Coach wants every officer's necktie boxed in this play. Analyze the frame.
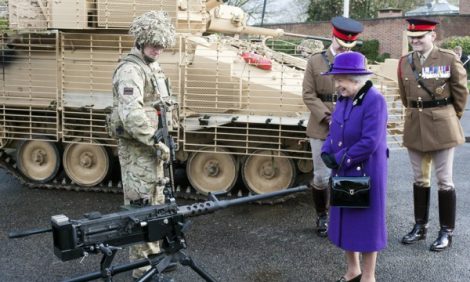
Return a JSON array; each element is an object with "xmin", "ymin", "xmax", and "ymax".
[{"xmin": 419, "ymin": 54, "xmax": 426, "ymax": 65}]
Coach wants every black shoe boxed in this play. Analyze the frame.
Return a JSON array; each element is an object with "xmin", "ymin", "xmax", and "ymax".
[
  {"xmin": 336, "ymin": 274, "xmax": 361, "ymax": 282},
  {"xmin": 430, "ymin": 229, "xmax": 453, "ymax": 252},
  {"xmin": 316, "ymin": 214, "xmax": 328, "ymax": 237},
  {"xmin": 401, "ymin": 224, "xmax": 427, "ymax": 244}
]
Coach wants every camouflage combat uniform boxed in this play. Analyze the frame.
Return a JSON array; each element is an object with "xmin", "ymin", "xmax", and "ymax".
[{"xmin": 110, "ymin": 10, "xmax": 175, "ymax": 279}]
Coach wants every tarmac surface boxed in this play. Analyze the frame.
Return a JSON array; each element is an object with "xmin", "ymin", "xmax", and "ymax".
[{"xmin": 0, "ymin": 100, "xmax": 469, "ymax": 282}]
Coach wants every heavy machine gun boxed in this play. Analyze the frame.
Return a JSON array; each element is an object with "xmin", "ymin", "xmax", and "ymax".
[{"xmin": 9, "ymin": 185, "xmax": 309, "ymax": 282}]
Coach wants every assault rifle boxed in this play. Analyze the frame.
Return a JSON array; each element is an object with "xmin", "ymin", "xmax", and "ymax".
[
  {"xmin": 9, "ymin": 185, "xmax": 309, "ymax": 282},
  {"xmin": 153, "ymin": 77, "xmax": 178, "ymax": 200}
]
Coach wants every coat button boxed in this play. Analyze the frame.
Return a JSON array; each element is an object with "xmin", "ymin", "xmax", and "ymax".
[
  {"xmin": 356, "ymin": 166, "xmax": 361, "ymax": 171},
  {"xmin": 347, "ymin": 159, "xmax": 351, "ymax": 164},
  {"xmin": 338, "ymin": 141, "xmax": 342, "ymax": 147}
]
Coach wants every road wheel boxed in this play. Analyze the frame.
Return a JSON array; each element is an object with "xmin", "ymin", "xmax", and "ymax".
[
  {"xmin": 242, "ymin": 150, "xmax": 296, "ymax": 194},
  {"xmin": 186, "ymin": 147, "xmax": 238, "ymax": 194},
  {"xmin": 63, "ymin": 141, "xmax": 111, "ymax": 187},
  {"xmin": 296, "ymin": 159, "xmax": 313, "ymax": 174},
  {"xmin": 16, "ymin": 139, "xmax": 61, "ymax": 183}
]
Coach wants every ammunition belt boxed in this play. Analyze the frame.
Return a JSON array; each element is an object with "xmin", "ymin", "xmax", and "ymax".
[
  {"xmin": 408, "ymin": 97, "xmax": 453, "ymax": 109},
  {"xmin": 318, "ymin": 93, "xmax": 338, "ymax": 103}
]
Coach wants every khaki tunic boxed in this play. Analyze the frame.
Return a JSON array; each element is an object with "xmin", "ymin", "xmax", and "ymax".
[
  {"xmin": 398, "ymin": 47, "xmax": 468, "ymax": 152},
  {"xmin": 302, "ymin": 49, "xmax": 336, "ymax": 140}
]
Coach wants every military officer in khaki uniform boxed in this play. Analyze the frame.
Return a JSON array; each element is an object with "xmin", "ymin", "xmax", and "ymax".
[
  {"xmin": 110, "ymin": 11, "xmax": 175, "ymax": 278},
  {"xmin": 302, "ymin": 16, "xmax": 364, "ymax": 237},
  {"xmin": 398, "ymin": 18, "xmax": 468, "ymax": 252}
]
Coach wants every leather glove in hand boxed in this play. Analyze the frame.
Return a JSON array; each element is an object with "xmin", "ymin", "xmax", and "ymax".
[
  {"xmin": 154, "ymin": 141, "xmax": 170, "ymax": 161},
  {"xmin": 321, "ymin": 152, "xmax": 339, "ymax": 169},
  {"xmin": 322, "ymin": 114, "xmax": 332, "ymax": 125}
]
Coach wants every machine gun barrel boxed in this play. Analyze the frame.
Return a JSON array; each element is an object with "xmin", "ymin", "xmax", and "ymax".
[
  {"xmin": 178, "ymin": 185, "xmax": 308, "ymax": 217},
  {"xmin": 8, "ymin": 227, "xmax": 52, "ymax": 238}
]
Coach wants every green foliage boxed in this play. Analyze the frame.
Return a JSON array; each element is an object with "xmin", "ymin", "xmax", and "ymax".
[
  {"xmin": 0, "ymin": 18, "xmax": 7, "ymax": 31},
  {"xmin": 306, "ymin": 0, "xmax": 423, "ymax": 21},
  {"xmin": 352, "ymin": 39, "xmax": 390, "ymax": 63},
  {"xmin": 439, "ymin": 36, "xmax": 470, "ymax": 55},
  {"xmin": 376, "ymin": 52, "xmax": 391, "ymax": 62},
  {"xmin": 354, "ymin": 39, "xmax": 379, "ymax": 61}
]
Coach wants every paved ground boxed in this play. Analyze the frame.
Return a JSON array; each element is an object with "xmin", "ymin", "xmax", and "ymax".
[{"xmin": 0, "ymin": 101, "xmax": 469, "ymax": 282}]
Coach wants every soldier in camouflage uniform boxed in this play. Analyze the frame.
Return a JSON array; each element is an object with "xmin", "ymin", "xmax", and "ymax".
[{"xmin": 110, "ymin": 11, "xmax": 175, "ymax": 279}]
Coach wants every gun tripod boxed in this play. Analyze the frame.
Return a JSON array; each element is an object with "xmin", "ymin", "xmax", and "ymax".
[{"xmin": 64, "ymin": 220, "xmax": 217, "ymax": 282}]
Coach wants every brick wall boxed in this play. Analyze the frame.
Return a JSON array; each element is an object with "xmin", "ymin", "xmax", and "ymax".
[
  {"xmin": 266, "ymin": 15, "xmax": 470, "ymax": 59},
  {"xmin": 461, "ymin": 0, "xmax": 470, "ymax": 15}
]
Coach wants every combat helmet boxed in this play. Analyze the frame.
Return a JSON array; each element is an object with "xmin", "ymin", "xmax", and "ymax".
[{"xmin": 129, "ymin": 11, "xmax": 176, "ymax": 49}]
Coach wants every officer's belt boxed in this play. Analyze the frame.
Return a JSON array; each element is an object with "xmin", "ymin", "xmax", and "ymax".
[
  {"xmin": 129, "ymin": 198, "xmax": 150, "ymax": 207},
  {"xmin": 318, "ymin": 93, "xmax": 338, "ymax": 102},
  {"xmin": 408, "ymin": 97, "xmax": 453, "ymax": 109}
]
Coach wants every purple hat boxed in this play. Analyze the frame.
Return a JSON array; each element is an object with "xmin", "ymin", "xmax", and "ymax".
[{"xmin": 322, "ymin": 52, "xmax": 372, "ymax": 75}]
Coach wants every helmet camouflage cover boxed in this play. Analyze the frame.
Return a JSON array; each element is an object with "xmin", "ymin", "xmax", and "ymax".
[
  {"xmin": 129, "ymin": 11, "xmax": 176, "ymax": 48},
  {"xmin": 297, "ymin": 39, "xmax": 324, "ymax": 56}
]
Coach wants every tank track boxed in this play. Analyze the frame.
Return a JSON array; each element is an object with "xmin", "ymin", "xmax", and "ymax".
[{"xmin": 0, "ymin": 149, "xmax": 303, "ymax": 204}]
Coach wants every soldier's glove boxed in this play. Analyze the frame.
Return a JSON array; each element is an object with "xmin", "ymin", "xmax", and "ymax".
[
  {"xmin": 321, "ymin": 152, "xmax": 339, "ymax": 169},
  {"xmin": 154, "ymin": 128, "xmax": 164, "ymax": 143},
  {"xmin": 155, "ymin": 141, "xmax": 170, "ymax": 161}
]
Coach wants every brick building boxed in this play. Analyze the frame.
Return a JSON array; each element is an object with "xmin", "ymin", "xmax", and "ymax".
[{"xmin": 265, "ymin": 0, "xmax": 470, "ymax": 59}]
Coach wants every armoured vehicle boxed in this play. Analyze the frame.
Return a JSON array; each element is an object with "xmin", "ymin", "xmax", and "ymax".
[{"xmin": 0, "ymin": 0, "xmax": 404, "ymax": 196}]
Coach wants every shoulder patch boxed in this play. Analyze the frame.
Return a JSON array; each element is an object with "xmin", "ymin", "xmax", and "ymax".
[{"xmin": 123, "ymin": 87, "xmax": 134, "ymax": 95}]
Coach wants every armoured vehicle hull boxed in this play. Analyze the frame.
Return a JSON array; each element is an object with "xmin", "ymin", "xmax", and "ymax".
[{"xmin": 1, "ymin": 0, "xmax": 404, "ymax": 195}]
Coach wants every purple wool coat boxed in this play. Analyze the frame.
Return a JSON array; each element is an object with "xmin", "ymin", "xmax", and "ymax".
[{"xmin": 322, "ymin": 81, "xmax": 388, "ymax": 252}]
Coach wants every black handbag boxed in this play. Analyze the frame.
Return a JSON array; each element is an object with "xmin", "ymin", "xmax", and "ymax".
[{"xmin": 330, "ymin": 158, "xmax": 370, "ymax": 208}]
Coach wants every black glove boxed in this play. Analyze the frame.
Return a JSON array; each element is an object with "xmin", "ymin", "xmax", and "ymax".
[
  {"xmin": 321, "ymin": 152, "xmax": 339, "ymax": 169},
  {"xmin": 154, "ymin": 129, "xmax": 164, "ymax": 143},
  {"xmin": 322, "ymin": 114, "xmax": 332, "ymax": 125}
]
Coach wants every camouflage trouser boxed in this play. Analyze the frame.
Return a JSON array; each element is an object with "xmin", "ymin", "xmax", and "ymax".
[{"xmin": 118, "ymin": 138, "xmax": 165, "ymax": 278}]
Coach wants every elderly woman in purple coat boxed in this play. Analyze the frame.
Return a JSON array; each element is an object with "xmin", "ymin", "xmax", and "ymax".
[{"xmin": 321, "ymin": 52, "xmax": 388, "ymax": 282}]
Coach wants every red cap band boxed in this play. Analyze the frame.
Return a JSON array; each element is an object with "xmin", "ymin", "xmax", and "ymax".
[
  {"xmin": 407, "ymin": 23, "xmax": 436, "ymax": 31},
  {"xmin": 332, "ymin": 27, "xmax": 359, "ymax": 42}
]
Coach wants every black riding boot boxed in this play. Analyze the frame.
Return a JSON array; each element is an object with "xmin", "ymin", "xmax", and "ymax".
[
  {"xmin": 430, "ymin": 189, "xmax": 456, "ymax": 252},
  {"xmin": 310, "ymin": 182, "xmax": 328, "ymax": 237},
  {"xmin": 402, "ymin": 184, "xmax": 430, "ymax": 244}
]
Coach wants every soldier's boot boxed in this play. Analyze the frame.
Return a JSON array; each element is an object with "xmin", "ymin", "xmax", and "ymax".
[
  {"xmin": 402, "ymin": 184, "xmax": 430, "ymax": 244},
  {"xmin": 310, "ymin": 182, "xmax": 328, "ymax": 237},
  {"xmin": 430, "ymin": 189, "xmax": 456, "ymax": 252}
]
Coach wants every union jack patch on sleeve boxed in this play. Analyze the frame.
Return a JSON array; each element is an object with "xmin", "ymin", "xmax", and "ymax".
[{"xmin": 123, "ymin": 87, "xmax": 134, "ymax": 95}]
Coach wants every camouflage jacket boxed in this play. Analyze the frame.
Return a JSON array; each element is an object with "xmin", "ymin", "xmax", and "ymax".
[{"xmin": 110, "ymin": 47, "xmax": 166, "ymax": 145}]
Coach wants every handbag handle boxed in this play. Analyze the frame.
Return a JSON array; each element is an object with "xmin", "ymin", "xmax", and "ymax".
[{"xmin": 335, "ymin": 153, "xmax": 367, "ymax": 177}]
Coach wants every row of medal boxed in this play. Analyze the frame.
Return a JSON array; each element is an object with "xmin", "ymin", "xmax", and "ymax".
[{"xmin": 421, "ymin": 65, "xmax": 451, "ymax": 79}]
